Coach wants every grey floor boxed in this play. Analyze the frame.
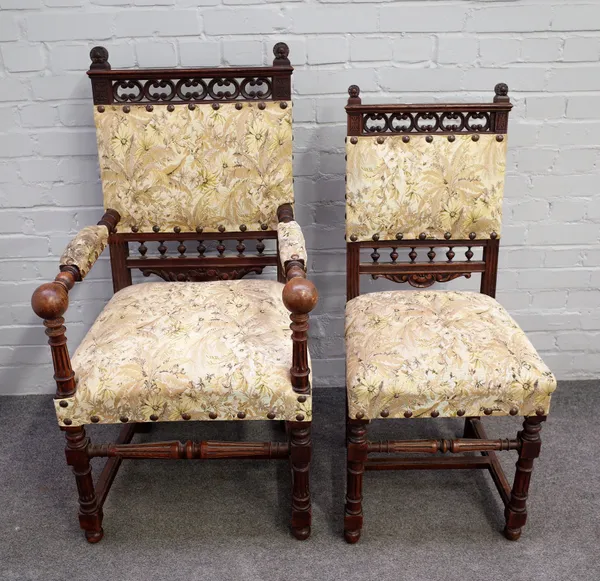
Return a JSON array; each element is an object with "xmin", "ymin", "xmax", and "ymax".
[{"xmin": 0, "ymin": 381, "xmax": 597, "ymax": 581}]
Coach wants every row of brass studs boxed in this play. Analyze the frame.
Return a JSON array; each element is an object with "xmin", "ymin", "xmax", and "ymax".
[
  {"xmin": 97, "ymin": 102, "xmax": 288, "ymax": 114},
  {"xmin": 354, "ymin": 407, "xmax": 545, "ymax": 420},
  {"xmin": 350, "ymin": 232, "xmax": 498, "ymax": 243},
  {"xmin": 60, "ymin": 394, "xmax": 308, "ymax": 424},
  {"xmin": 130, "ymin": 224, "xmax": 269, "ymax": 233},
  {"xmin": 349, "ymin": 135, "xmax": 504, "ymax": 145}
]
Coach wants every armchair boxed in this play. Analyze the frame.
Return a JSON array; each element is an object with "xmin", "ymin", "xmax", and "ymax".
[{"xmin": 31, "ymin": 43, "xmax": 318, "ymax": 542}]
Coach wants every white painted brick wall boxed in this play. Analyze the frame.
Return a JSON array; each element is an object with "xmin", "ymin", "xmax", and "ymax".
[{"xmin": 1, "ymin": 0, "xmax": 599, "ymax": 395}]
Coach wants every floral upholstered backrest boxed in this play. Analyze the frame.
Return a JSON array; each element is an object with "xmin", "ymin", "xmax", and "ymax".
[
  {"xmin": 345, "ymin": 133, "xmax": 507, "ymax": 242},
  {"xmin": 94, "ymin": 102, "xmax": 293, "ymax": 233}
]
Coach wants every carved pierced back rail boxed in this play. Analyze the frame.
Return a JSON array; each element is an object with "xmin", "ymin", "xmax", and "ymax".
[
  {"xmin": 88, "ymin": 43, "xmax": 292, "ymax": 104},
  {"xmin": 87, "ymin": 43, "xmax": 293, "ymax": 291},
  {"xmin": 345, "ymin": 84, "xmax": 511, "ymax": 301}
]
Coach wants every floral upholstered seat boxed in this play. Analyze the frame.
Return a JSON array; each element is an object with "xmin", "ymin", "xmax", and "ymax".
[
  {"xmin": 346, "ymin": 290, "xmax": 556, "ymax": 420},
  {"xmin": 55, "ymin": 280, "xmax": 311, "ymax": 427}
]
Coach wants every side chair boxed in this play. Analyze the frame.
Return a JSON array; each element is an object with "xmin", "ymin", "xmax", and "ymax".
[
  {"xmin": 342, "ymin": 84, "xmax": 557, "ymax": 543},
  {"xmin": 31, "ymin": 42, "xmax": 318, "ymax": 542}
]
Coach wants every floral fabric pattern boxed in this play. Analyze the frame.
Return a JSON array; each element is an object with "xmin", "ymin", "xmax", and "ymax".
[
  {"xmin": 346, "ymin": 290, "xmax": 556, "ymax": 420},
  {"xmin": 54, "ymin": 280, "xmax": 311, "ymax": 426},
  {"xmin": 94, "ymin": 102, "xmax": 293, "ymax": 233},
  {"xmin": 277, "ymin": 220, "xmax": 307, "ymax": 267},
  {"xmin": 346, "ymin": 134, "xmax": 507, "ymax": 242},
  {"xmin": 59, "ymin": 225, "xmax": 108, "ymax": 278}
]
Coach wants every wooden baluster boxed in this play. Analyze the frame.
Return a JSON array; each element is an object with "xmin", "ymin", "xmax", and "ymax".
[
  {"xmin": 344, "ymin": 419, "xmax": 369, "ymax": 543},
  {"xmin": 158, "ymin": 241, "xmax": 167, "ymax": 258},
  {"xmin": 282, "ymin": 269, "xmax": 318, "ymax": 394},
  {"xmin": 256, "ymin": 239, "xmax": 265, "ymax": 255},
  {"xmin": 288, "ymin": 422, "xmax": 312, "ymax": 540},
  {"xmin": 138, "ymin": 241, "xmax": 147, "ymax": 257},
  {"xmin": 504, "ymin": 415, "xmax": 544, "ymax": 540},
  {"xmin": 177, "ymin": 240, "xmax": 186, "ymax": 257},
  {"xmin": 217, "ymin": 240, "xmax": 225, "ymax": 257},
  {"xmin": 197, "ymin": 240, "xmax": 205, "ymax": 257},
  {"xmin": 390, "ymin": 247, "xmax": 398, "ymax": 263},
  {"xmin": 371, "ymin": 247, "xmax": 380, "ymax": 263},
  {"xmin": 236, "ymin": 239, "xmax": 245, "ymax": 256},
  {"xmin": 446, "ymin": 246, "xmax": 455, "ymax": 262},
  {"xmin": 427, "ymin": 246, "xmax": 436, "ymax": 262},
  {"xmin": 409, "ymin": 247, "xmax": 417, "ymax": 263}
]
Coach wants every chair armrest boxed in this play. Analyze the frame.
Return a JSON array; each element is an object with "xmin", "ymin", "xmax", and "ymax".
[
  {"xmin": 60, "ymin": 224, "xmax": 109, "ymax": 279},
  {"xmin": 277, "ymin": 203, "xmax": 318, "ymax": 394},
  {"xmin": 31, "ymin": 210, "xmax": 120, "ymax": 399},
  {"xmin": 277, "ymin": 220, "xmax": 308, "ymax": 269}
]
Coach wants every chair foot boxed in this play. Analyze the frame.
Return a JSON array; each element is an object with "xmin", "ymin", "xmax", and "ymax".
[
  {"xmin": 291, "ymin": 526, "xmax": 311, "ymax": 541},
  {"xmin": 85, "ymin": 528, "xmax": 104, "ymax": 543},
  {"xmin": 503, "ymin": 525, "xmax": 521, "ymax": 541},
  {"xmin": 344, "ymin": 526, "xmax": 361, "ymax": 544}
]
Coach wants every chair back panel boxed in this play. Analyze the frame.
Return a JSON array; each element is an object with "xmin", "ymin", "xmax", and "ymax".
[
  {"xmin": 346, "ymin": 133, "xmax": 507, "ymax": 242},
  {"xmin": 344, "ymin": 84, "xmax": 512, "ymax": 301},
  {"xmin": 94, "ymin": 102, "xmax": 293, "ymax": 233},
  {"xmin": 86, "ymin": 43, "xmax": 293, "ymax": 290}
]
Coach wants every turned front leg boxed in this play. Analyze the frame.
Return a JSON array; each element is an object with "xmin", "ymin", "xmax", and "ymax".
[
  {"xmin": 504, "ymin": 415, "xmax": 544, "ymax": 541},
  {"xmin": 64, "ymin": 427, "xmax": 104, "ymax": 543},
  {"xmin": 344, "ymin": 418, "xmax": 369, "ymax": 543},
  {"xmin": 289, "ymin": 421, "xmax": 312, "ymax": 540}
]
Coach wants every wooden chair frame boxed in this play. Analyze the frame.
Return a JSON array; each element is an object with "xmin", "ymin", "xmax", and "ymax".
[
  {"xmin": 31, "ymin": 43, "xmax": 317, "ymax": 542},
  {"xmin": 343, "ymin": 84, "xmax": 547, "ymax": 543}
]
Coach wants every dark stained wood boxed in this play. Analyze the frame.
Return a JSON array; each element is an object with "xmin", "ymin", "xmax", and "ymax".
[
  {"xmin": 282, "ymin": 272, "xmax": 318, "ymax": 394},
  {"xmin": 367, "ymin": 437, "xmax": 520, "ymax": 454},
  {"xmin": 346, "ymin": 243, "xmax": 360, "ymax": 301},
  {"xmin": 344, "ymin": 419, "xmax": 369, "ymax": 543},
  {"xmin": 480, "ymin": 237, "xmax": 500, "ymax": 297},
  {"xmin": 89, "ymin": 440, "xmax": 290, "ymax": 460},
  {"xmin": 345, "ymin": 83, "xmax": 512, "ymax": 135},
  {"xmin": 288, "ymin": 421, "xmax": 312, "ymax": 540},
  {"xmin": 95, "ymin": 423, "xmax": 137, "ymax": 508},
  {"xmin": 31, "ymin": 269, "xmax": 77, "ymax": 398},
  {"xmin": 64, "ymin": 427, "xmax": 104, "ymax": 543},
  {"xmin": 87, "ymin": 43, "xmax": 292, "ymax": 105},
  {"xmin": 468, "ymin": 417, "xmax": 511, "ymax": 506},
  {"xmin": 504, "ymin": 416, "xmax": 544, "ymax": 540},
  {"xmin": 365, "ymin": 456, "xmax": 492, "ymax": 471}
]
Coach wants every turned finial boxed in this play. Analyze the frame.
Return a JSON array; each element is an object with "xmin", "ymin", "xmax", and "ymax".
[
  {"xmin": 273, "ymin": 42, "xmax": 290, "ymax": 66},
  {"xmin": 90, "ymin": 46, "xmax": 110, "ymax": 70},
  {"xmin": 494, "ymin": 82, "xmax": 509, "ymax": 103},
  {"xmin": 347, "ymin": 84, "xmax": 361, "ymax": 105}
]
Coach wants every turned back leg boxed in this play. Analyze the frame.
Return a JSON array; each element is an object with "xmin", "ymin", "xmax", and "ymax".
[
  {"xmin": 64, "ymin": 426, "xmax": 104, "ymax": 543},
  {"xmin": 504, "ymin": 415, "xmax": 544, "ymax": 540},
  {"xmin": 344, "ymin": 418, "xmax": 369, "ymax": 543}
]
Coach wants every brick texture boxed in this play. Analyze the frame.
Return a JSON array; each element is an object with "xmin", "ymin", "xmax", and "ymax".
[{"xmin": 0, "ymin": 0, "xmax": 599, "ymax": 393}]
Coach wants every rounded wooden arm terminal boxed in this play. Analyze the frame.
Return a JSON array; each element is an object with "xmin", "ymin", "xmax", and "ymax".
[
  {"xmin": 282, "ymin": 277, "xmax": 318, "ymax": 315},
  {"xmin": 32, "ymin": 279, "xmax": 71, "ymax": 320}
]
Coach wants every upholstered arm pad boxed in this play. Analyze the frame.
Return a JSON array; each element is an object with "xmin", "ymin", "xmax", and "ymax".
[
  {"xmin": 60, "ymin": 225, "xmax": 109, "ymax": 279},
  {"xmin": 277, "ymin": 221, "xmax": 307, "ymax": 268}
]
